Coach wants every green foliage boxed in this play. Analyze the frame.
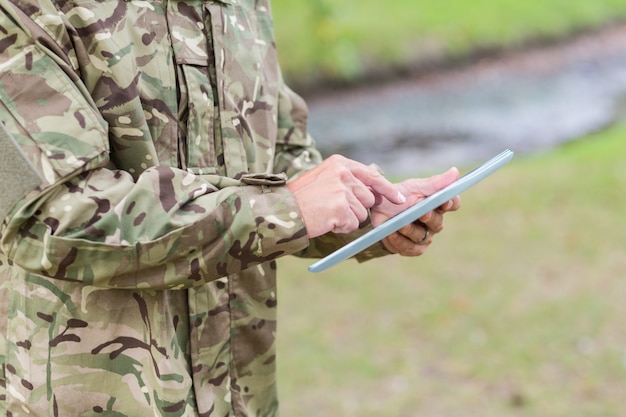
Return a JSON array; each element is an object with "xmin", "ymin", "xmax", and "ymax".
[
  {"xmin": 277, "ymin": 124, "xmax": 626, "ymax": 415},
  {"xmin": 271, "ymin": 0, "xmax": 626, "ymax": 84}
]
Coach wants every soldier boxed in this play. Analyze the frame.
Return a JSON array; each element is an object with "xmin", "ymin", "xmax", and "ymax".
[{"xmin": 0, "ymin": 0, "xmax": 460, "ymax": 415}]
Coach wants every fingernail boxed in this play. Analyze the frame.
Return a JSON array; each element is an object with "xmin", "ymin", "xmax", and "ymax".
[{"xmin": 397, "ymin": 192, "xmax": 406, "ymax": 203}]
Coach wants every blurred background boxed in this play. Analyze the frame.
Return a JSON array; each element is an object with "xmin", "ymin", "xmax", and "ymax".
[{"xmin": 272, "ymin": 1, "xmax": 626, "ymax": 416}]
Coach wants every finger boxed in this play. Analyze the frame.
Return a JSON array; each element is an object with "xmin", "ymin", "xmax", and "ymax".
[
  {"xmin": 348, "ymin": 192, "xmax": 370, "ymax": 224},
  {"xmin": 383, "ymin": 232, "xmax": 429, "ymax": 256},
  {"xmin": 437, "ymin": 195, "xmax": 461, "ymax": 212},
  {"xmin": 368, "ymin": 187, "xmax": 384, "ymax": 207},
  {"xmin": 352, "ymin": 182, "xmax": 377, "ymax": 209},
  {"xmin": 330, "ymin": 187, "xmax": 371, "ymax": 233},
  {"xmin": 398, "ymin": 222, "xmax": 432, "ymax": 244},
  {"xmin": 346, "ymin": 160, "xmax": 406, "ymax": 205},
  {"xmin": 418, "ymin": 210, "xmax": 445, "ymax": 234}
]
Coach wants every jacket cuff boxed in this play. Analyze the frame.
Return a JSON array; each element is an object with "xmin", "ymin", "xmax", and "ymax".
[{"xmin": 239, "ymin": 184, "xmax": 310, "ymax": 259}]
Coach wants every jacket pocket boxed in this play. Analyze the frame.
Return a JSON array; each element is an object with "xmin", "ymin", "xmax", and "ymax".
[
  {"xmin": 169, "ymin": 1, "xmax": 220, "ymax": 175},
  {"xmin": 178, "ymin": 63, "xmax": 219, "ymax": 175}
]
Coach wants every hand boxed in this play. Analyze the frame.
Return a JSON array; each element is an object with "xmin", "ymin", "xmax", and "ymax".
[
  {"xmin": 370, "ymin": 167, "xmax": 461, "ymax": 256},
  {"xmin": 286, "ymin": 154, "xmax": 407, "ymax": 238}
]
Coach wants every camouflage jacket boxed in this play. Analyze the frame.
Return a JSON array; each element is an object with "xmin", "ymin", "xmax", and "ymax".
[{"xmin": 0, "ymin": 0, "xmax": 387, "ymax": 415}]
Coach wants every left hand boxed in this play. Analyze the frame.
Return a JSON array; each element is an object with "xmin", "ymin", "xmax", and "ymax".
[{"xmin": 370, "ymin": 167, "xmax": 461, "ymax": 256}]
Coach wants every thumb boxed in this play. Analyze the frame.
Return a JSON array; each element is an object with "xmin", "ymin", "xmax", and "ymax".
[{"xmin": 414, "ymin": 167, "xmax": 460, "ymax": 197}]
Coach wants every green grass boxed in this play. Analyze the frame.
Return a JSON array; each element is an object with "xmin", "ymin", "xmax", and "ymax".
[
  {"xmin": 277, "ymin": 125, "xmax": 626, "ymax": 416},
  {"xmin": 271, "ymin": 0, "xmax": 626, "ymax": 84}
]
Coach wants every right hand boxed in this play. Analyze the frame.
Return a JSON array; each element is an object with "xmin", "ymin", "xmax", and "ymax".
[{"xmin": 286, "ymin": 154, "xmax": 406, "ymax": 238}]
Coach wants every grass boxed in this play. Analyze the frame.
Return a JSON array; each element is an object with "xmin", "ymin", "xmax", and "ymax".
[
  {"xmin": 271, "ymin": 0, "xmax": 626, "ymax": 84},
  {"xmin": 276, "ymin": 124, "xmax": 626, "ymax": 416}
]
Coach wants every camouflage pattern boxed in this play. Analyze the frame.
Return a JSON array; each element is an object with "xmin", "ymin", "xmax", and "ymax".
[{"xmin": 0, "ymin": 0, "xmax": 389, "ymax": 415}]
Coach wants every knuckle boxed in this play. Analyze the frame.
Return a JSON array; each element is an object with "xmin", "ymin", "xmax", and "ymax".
[
  {"xmin": 327, "ymin": 154, "xmax": 347, "ymax": 166},
  {"xmin": 342, "ymin": 218, "xmax": 359, "ymax": 234},
  {"xmin": 333, "ymin": 212, "xmax": 359, "ymax": 234}
]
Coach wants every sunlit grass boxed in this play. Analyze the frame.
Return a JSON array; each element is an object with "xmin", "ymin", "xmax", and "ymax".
[{"xmin": 277, "ymin": 125, "xmax": 626, "ymax": 416}]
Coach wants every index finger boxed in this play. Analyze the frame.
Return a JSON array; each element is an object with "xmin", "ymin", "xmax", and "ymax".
[{"xmin": 347, "ymin": 161, "xmax": 406, "ymax": 205}]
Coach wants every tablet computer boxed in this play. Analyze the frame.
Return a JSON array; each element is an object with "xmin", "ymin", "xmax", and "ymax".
[{"xmin": 308, "ymin": 149, "xmax": 514, "ymax": 273}]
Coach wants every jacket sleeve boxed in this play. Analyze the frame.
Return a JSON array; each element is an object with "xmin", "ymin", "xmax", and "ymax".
[{"xmin": 0, "ymin": 11, "xmax": 309, "ymax": 290}]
